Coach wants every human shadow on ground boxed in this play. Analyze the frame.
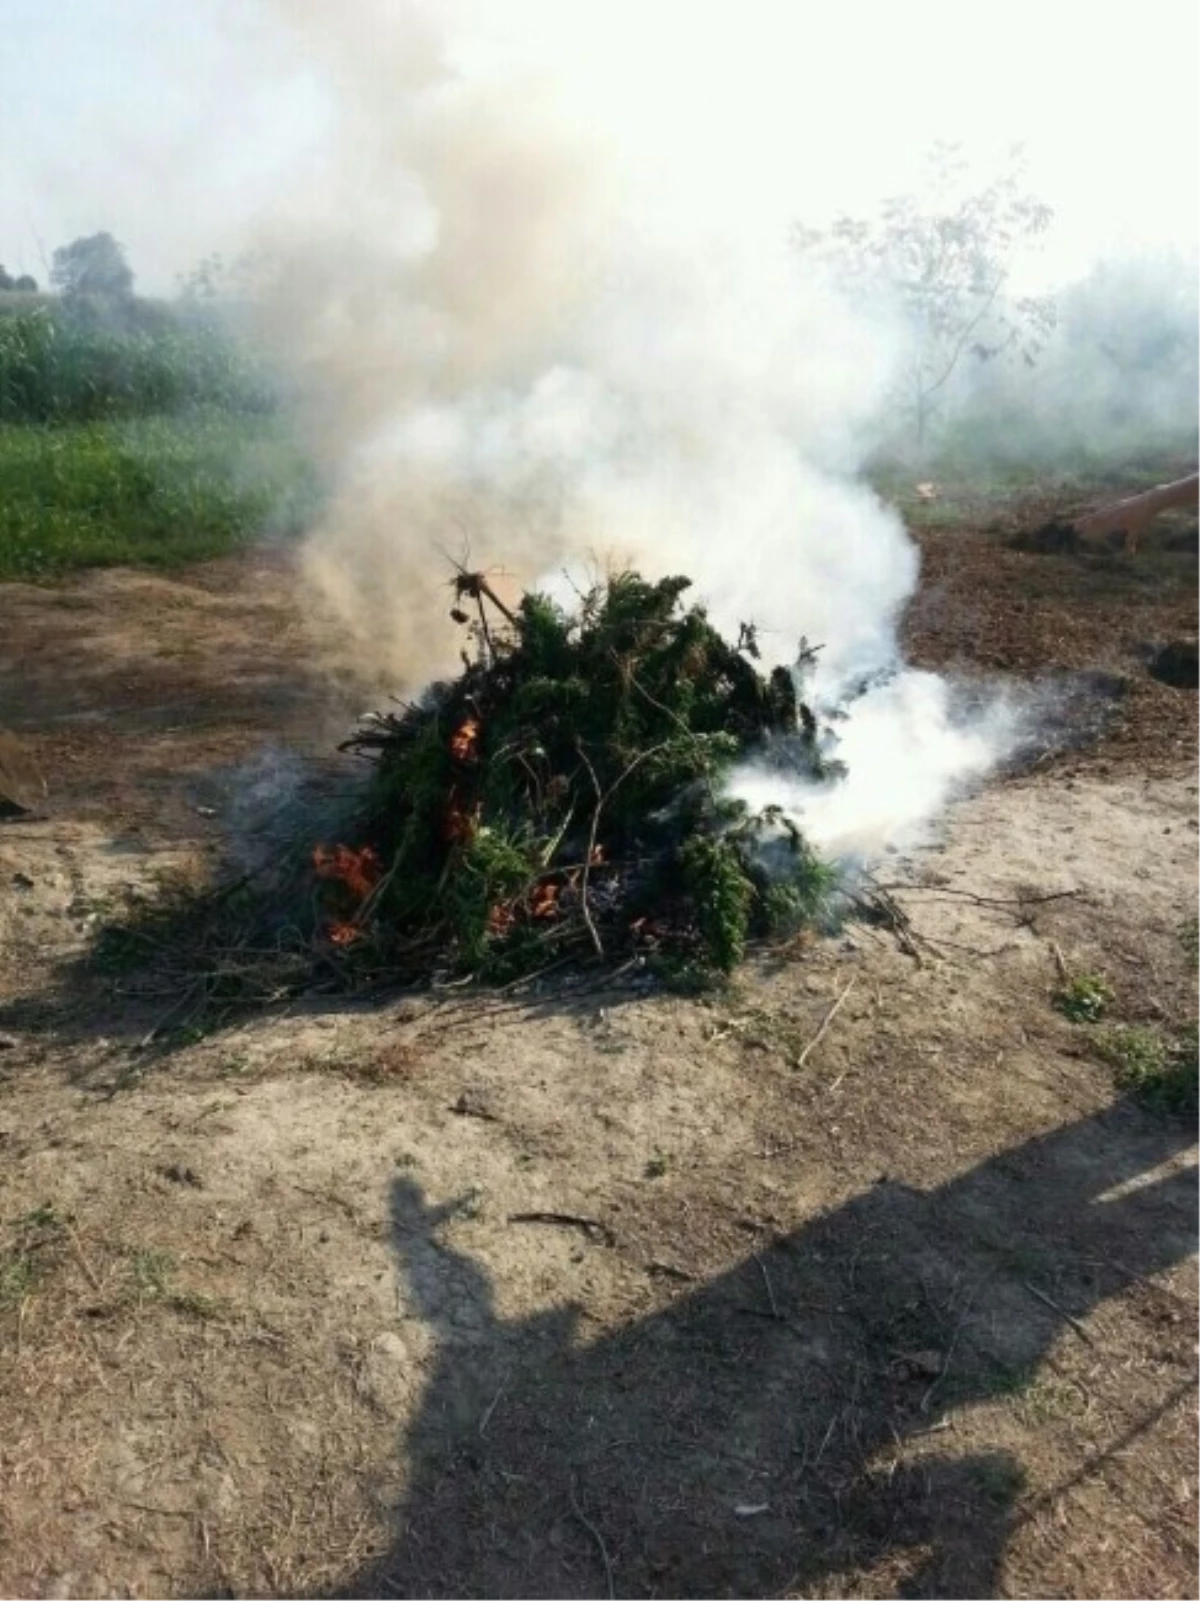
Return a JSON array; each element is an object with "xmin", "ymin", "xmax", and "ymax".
[{"xmin": 336, "ymin": 1096, "xmax": 1196, "ymax": 1598}]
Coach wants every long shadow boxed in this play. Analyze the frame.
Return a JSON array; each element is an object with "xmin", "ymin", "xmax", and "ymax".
[{"xmin": 338, "ymin": 1097, "xmax": 1196, "ymax": 1599}]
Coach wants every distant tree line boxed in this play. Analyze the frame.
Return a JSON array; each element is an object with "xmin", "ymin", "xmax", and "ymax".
[
  {"xmin": 0, "ymin": 231, "xmax": 139, "ymax": 302},
  {"xmin": 0, "ymin": 232, "xmax": 283, "ymax": 425},
  {"xmin": 0, "ymin": 265, "xmax": 38, "ymax": 293}
]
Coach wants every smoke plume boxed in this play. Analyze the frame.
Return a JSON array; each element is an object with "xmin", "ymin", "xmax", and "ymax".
[
  {"xmin": 248, "ymin": 1, "xmax": 1024, "ymax": 854},
  {"xmin": 932, "ymin": 248, "xmax": 1199, "ymax": 470}
]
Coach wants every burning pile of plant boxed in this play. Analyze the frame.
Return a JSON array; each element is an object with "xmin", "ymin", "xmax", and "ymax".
[
  {"xmin": 91, "ymin": 570, "xmax": 848, "ymax": 1031},
  {"xmin": 307, "ymin": 568, "xmax": 844, "ymax": 986}
]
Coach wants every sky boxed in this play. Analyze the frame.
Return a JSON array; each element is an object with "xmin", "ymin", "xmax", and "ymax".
[{"xmin": 0, "ymin": 0, "xmax": 1196, "ymax": 295}]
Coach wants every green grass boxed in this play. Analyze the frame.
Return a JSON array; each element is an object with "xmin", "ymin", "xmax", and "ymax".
[
  {"xmin": 1054, "ymin": 974, "xmax": 1114, "ymax": 1024},
  {"xmin": 124, "ymin": 1245, "xmax": 222, "ymax": 1319},
  {"xmin": 1095, "ymin": 1023, "xmax": 1198, "ymax": 1115},
  {"xmin": 0, "ymin": 410, "xmax": 320, "ymax": 578},
  {"xmin": 0, "ymin": 295, "xmax": 323, "ymax": 578},
  {"xmin": 0, "ymin": 1248, "xmax": 39, "ymax": 1308},
  {"xmin": 127, "ymin": 1246, "xmax": 176, "ymax": 1298},
  {"xmin": 0, "ymin": 1204, "xmax": 66, "ymax": 1309}
]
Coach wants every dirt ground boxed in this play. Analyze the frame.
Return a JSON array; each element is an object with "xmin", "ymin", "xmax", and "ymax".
[{"xmin": 0, "ymin": 486, "xmax": 1196, "ymax": 1599}]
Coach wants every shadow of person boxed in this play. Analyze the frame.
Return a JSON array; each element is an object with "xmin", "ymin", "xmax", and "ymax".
[
  {"xmin": 342, "ymin": 1099, "xmax": 1195, "ymax": 1599},
  {"xmin": 386, "ymin": 1176, "xmax": 584, "ymax": 1496}
]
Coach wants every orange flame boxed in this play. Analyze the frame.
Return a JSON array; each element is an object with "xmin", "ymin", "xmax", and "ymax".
[
  {"xmin": 313, "ymin": 843, "xmax": 382, "ymax": 901},
  {"xmin": 487, "ymin": 903, "xmax": 517, "ymax": 936},
  {"xmin": 449, "ymin": 716, "xmax": 481, "ymax": 764},
  {"xmin": 313, "ymin": 843, "xmax": 382, "ymax": 946},
  {"xmin": 529, "ymin": 881, "xmax": 559, "ymax": 921}
]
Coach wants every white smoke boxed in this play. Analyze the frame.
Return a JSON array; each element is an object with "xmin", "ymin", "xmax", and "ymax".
[
  {"xmin": 730, "ymin": 672, "xmax": 1028, "ymax": 859},
  {"xmin": 246, "ymin": 0, "xmax": 1024, "ymax": 858},
  {"xmin": 931, "ymin": 247, "xmax": 1200, "ymax": 469}
]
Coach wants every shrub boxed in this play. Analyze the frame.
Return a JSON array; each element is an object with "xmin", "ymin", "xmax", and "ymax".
[
  {"xmin": 1096, "ymin": 1023, "xmax": 1199, "ymax": 1115},
  {"xmin": 1054, "ymin": 974, "xmax": 1113, "ymax": 1024}
]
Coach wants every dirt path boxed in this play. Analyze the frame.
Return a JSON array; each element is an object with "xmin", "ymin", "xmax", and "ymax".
[{"xmin": 0, "ymin": 513, "xmax": 1195, "ymax": 1598}]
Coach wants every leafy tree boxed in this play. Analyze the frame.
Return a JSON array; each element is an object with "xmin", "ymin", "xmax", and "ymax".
[
  {"xmin": 176, "ymin": 248, "xmax": 269, "ymax": 304},
  {"xmin": 796, "ymin": 145, "xmax": 1056, "ymax": 449},
  {"xmin": 50, "ymin": 232, "xmax": 134, "ymax": 301},
  {"xmin": 12, "ymin": 274, "xmax": 37, "ymax": 292},
  {"xmin": 0, "ymin": 265, "xmax": 13, "ymax": 291},
  {"xmin": 176, "ymin": 251, "xmax": 227, "ymax": 302}
]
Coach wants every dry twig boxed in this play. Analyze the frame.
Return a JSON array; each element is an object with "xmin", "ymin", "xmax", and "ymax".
[
  {"xmin": 574, "ymin": 744, "xmax": 607, "ymax": 959},
  {"xmin": 874, "ymin": 883, "xmax": 1080, "ymax": 912},
  {"xmin": 1023, "ymin": 1279, "xmax": 1096, "ymax": 1346},
  {"xmin": 508, "ymin": 1211, "xmax": 616, "ymax": 1247},
  {"xmin": 758, "ymin": 1257, "xmax": 781, "ymax": 1319},
  {"xmin": 66, "ymin": 1222, "xmax": 102, "ymax": 1293},
  {"xmin": 478, "ymin": 1381, "xmax": 505, "ymax": 1437},
  {"xmin": 850, "ymin": 886, "xmax": 930, "ymax": 963},
  {"xmin": 569, "ymin": 1478, "xmax": 616, "ymax": 1600},
  {"xmin": 576, "ymin": 737, "xmax": 673, "ymax": 961},
  {"xmin": 646, "ymin": 1260, "xmax": 696, "ymax": 1282},
  {"xmin": 795, "ymin": 976, "xmax": 857, "ymax": 1070}
]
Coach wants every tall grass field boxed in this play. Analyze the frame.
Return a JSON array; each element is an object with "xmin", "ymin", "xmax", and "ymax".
[{"xmin": 0, "ymin": 297, "xmax": 319, "ymax": 578}]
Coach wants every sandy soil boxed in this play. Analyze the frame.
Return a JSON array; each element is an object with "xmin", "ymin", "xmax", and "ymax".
[{"xmin": 0, "ymin": 498, "xmax": 1195, "ymax": 1598}]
